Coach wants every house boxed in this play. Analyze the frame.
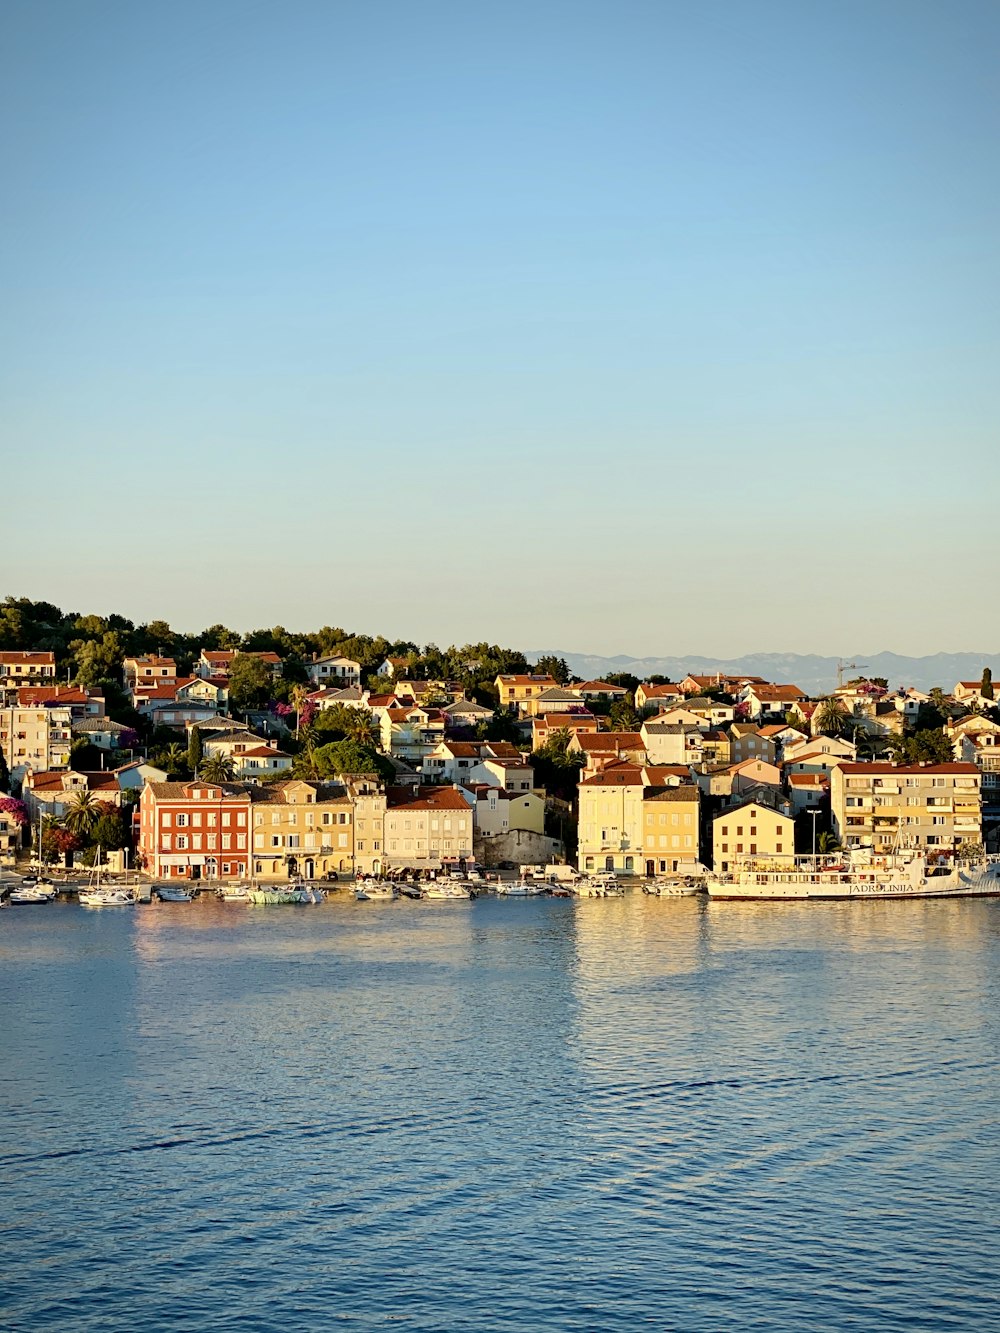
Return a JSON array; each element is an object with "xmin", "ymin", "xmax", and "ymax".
[
  {"xmin": 382, "ymin": 785, "xmax": 474, "ymax": 870},
  {"xmin": 380, "ymin": 707, "xmax": 447, "ymax": 764},
  {"xmin": 783, "ymin": 733, "xmax": 856, "ymax": 765},
  {"xmin": 138, "ymin": 780, "xmax": 252, "ymax": 881},
  {"xmin": 635, "ymin": 682, "xmax": 683, "ymax": 714},
  {"xmin": 421, "ymin": 740, "xmax": 534, "ymax": 792},
  {"xmin": 701, "ymin": 730, "xmax": 732, "ymax": 766},
  {"xmin": 141, "ymin": 700, "xmax": 225, "ymax": 730},
  {"xmin": 22, "ymin": 768, "xmax": 123, "ymax": 821},
  {"xmin": 71, "ymin": 717, "xmax": 132, "ymax": 750},
  {"xmin": 0, "ymin": 807, "xmax": 19, "ymax": 865},
  {"xmin": 739, "ymin": 683, "xmax": 807, "ymax": 721},
  {"xmin": 954, "ymin": 680, "xmax": 996, "ymax": 706},
  {"xmin": 831, "ymin": 763, "xmax": 982, "ymax": 855},
  {"xmin": 681, "ymin": 673, "xmax": 766, "ymax": 697},
  {"xmin": 728, "ymin": 758, "xmax": 783, "ymax": 798},
  {"xmin": 567, "ymin": 731, "xmax": 647, "ymax": 774},
  {"xmin": 652, "ymin": 704, "xmax": 714, "ymax": 732},
  {"xmin": 123, "ymin": 655, "xmax": 177, "ymax": 698},
  {"xmin": 249, "ymin": 779, "xmax": 354, "ymax": 880},
  {"xmin": 521, "ymin": 687, "xmax": 585, "ymax": 719},
  {"xmin": 461, "ymin": 785, "xmax": 546, "ymax": 838},
  {"xmin": 377, "ymin": 657, "xmax": 411, "ymax": 678},
  {"xmin": 639, "ymin": 784, "xmax": 702, "ymax": 877},
  {"xmin": 570, "ymin": 681, "xmax": 629, "ymax": 704},
  {"xmin": 728, "ymin": 724, "xmax": 779, "ymax": 766},
  {"xmin": 713, "ymin": 796, "xmax": 796, "ymax": 872},
  {"xmin": 176, "ymin": 676, "xmax": 229, "ymax": 709},
  {"xmin": 680, "ymin": 698, "xmax": 736, "ymax": 729},
  {"xmin": 307, "ymin": 685, "xmax": 369, "ymax": 710},
  {"xmin": 783, "ymin": 747, "xmax": 853, "ymax": 780},
  {"xmin": 532, "ymin": 712, "xmax": 599, "ymax": 751},
  {"xmin": 495, "ymin": 674, "xmax": 558, "ymax": 713},
  {"xmin": 306, "ymin": 655, "xmax": 361, "ymax": 687},
  {"xmin": 199, "ymin": 729, "xmax": 292, "ymax": 777},
  {"xmin": 639, "ymin": 720, "xmax": 703, "ymax": 767},
  {"xmin": 0, "ymin": 705, "xmax": 72, "ymax": 783},
  {"xmin": 441, "ymin": 697, "xmax": 494, "ymax": 732},
  {"xmin": 0, "ymin": 651, "xmax": 57, "ymax": 684},
  {"xmin": 788, "ymin": 773, "xmax": 828, "ymax": 815},
  {"xmin": 16, "ymin": 686, "xmax": 105, "ymax": 720},
  {"xmin": 196, "ymin": 649, "xmax": 283, "ymax": 681},
  {"xmin": 114, "ymin": 760, "xmax": 169, "ymax": 792}
]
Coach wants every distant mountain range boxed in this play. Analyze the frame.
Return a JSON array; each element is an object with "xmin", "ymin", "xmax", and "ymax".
[{"xmin": 523, "ymin": 651, "xmax": 1000, "ymax": 696}]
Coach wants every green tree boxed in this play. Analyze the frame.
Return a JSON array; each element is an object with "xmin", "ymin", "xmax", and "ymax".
[
  {"xmin": 307, "ymin": 739, "xmax": 393, "ymax": 782},
  {"xmin": 533, "ymin": 655, "xmax": 571, "ymax": 685},
  {"xmin": 200, "ymin": 753, "xmax": 236, "ymax": 783},
  {"xmin": 65, "ymin": 789, "xmax": 100, "ymax": 839},
  {"xmin": 188, "ymin": 726, "xmax": 203, "ymax": 774},
  {"xmin": 891, "ymin": 729, "xmax": 954, "ymax": 765},
  {"xmin": 154, "ymin": 743, "xmax": 190, "ymax": 779},
  {"xmin": 72, "ymin": 630, "xmax": 125, "ymax": 687},
  {"xmin": 818, "ymin": 831, "xmax": 842, "ymax": 854},
  {"xmin": 312, "ymin": 704, "xmax": 380, "ymax": 748},
  {"xmin": 815, "ymin": 697, "xmax": 849, "ymax": 736},
  {"xmin": 227, "ymin": 653, "xmax": 273, "ymax": 710},
  {"xmin": 982, "ymin": 668, "xmax": 994, "ymax": 701},
  {"xmin": 530, "ymin": 731, "xmax": 583, "ymax": 801},
  {"xmin": 93, "ymin": 811, "xmax": 129, "ymax": 852},
  {"xmin": 607, "ymin": 700, "xmax": 641, "ymax": 732},
  {"xmin": 476, "ymin": 706, "xmax": 521, "ymax": 743}
]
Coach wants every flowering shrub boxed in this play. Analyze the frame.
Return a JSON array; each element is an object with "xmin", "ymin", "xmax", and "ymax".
[{"xmin": 0, "ymin": 797, "xmax": 29, "ymax": 826}]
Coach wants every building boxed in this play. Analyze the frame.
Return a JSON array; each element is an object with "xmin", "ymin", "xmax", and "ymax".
[
  {"xmin": 380, "ymin": 706, "xmax": 447, "ymax": 763},
  {"xmin": 123, "ymin": 655, "xmax": 177, "ymax": 699},
  {"xmin": 713, "ymin": 796, "xmax": 795, "ymax": 872},
  {"xmin": 1, "ymin": 705, "xmax": 73, "ymax": 783},
  {"xmin": 347, "ymin": 777, "xmax": 388, "ymax": 876},
  {"xmin": 0, "ymin": 651, "xmax": 57, "ymax": 684},
  {"xmin": 71, "ymin": 716, "xmax": 133, "ymax": 750},
  {"xmin": 249, "ymin": 780, "xmax": 354, "ymax": 880},
  {"xmin": 306, "ymin": 655, "xmax": 361, "ymax": 687},
  {"xmin": 640, "ymin": 720, "xmax": 703, "ymax": 767},
  {"xmin": 570, "ymin": 681, "xmax": 629, "ymax": 704},
  {"xmin": 462, "ymin": 785, "xmax": 546, "ymax": 838},
  {"xmin": 138, "ymin": 780, "xmax": 251, "ymax": 881},
  {"xmin": 635, "ymin": 682, "xmax": 683, "ymax": 714},
  {"xmin": 195, "ymin": 649, "xmax": 282, "ymax": 681},
  {"xmin": 568, "ymin": 730, "xmax": 647, "ymax": 775},
  {"xmin": 16, "ymin": 686, "xmax": 105, "ymax": 720},
  {"xmin": 740, "ymin": 683, "xmax": 808, "ymax": 721},
  {"xmin": 494, "ymin": 674, "xmax": 558, "ymax": 713},
  {"xmin": 640, "ymin": 784, "xmax": 702, "ymax": 877},
  {"xmin": 382, "ymin": 785, "xmax": 474, "ymax": 870},
  {"xmin": 22, "ymin": 768, "xmax": 123, "ymax": 821},
  {"xmin": 830, "ymin": 763, "xmax": 982, "ymax": 855},
  {"xmin": 532, "ymin": 712, "xmax": 599, "ymax": 751}
]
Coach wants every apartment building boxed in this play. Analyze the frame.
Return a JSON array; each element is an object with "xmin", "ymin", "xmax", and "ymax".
[
  {"xmin": 382, "ymin": 785, "xmax": 473, "ymax": 870},
  {"xmin": 249, "ymin": 780, "xmax": 353, "ymax": 880},
  {"xmin": 831, "ymin": 763, "xmax": 982, "ymax": 855},
  {"xmin": 0, "ymin": 651, "xmax": 57, "ymax": 684},
  {"xmin": 0, "ymin": 705, "xmax": 73, "ymax": 783},
  {"xmin": 139, "ymin": 780, "xmax": 251, "ymax": 881}
]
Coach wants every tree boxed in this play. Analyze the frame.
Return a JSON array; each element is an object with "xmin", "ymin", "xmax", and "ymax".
[
  {"xmin": 311, "ymin": 739, "xmax": 393, "ymax": 781},
  {"xmin": 312, "ymin": 704, "xmax": 380, "ymax": 748},
  {"xmin": 815, "ymin": 698, "xmax": 849, "ymax": 736},
  {"xmin": 65, "ymin": 790, "xmax": 100, "ymax": 839},
  {"xmin": 188, "ymin": 726, "xmax": 203, "ymax": 774},
  {"xmin": 818, "ymin": 831, "xmax": 842, "ymax": 854},
  {"xmin": 228, "ymin": 653, "xmax": 273, "ymax": 710},
  {"xmin": 607, "ymin": 700, "xmax": 641, "ymax": 732},
  {"xmin": 892, "ymin": 729, "xmax": 954, "ymax": 765},
  {"xmin": 533, "ymin": 656, "xmax": 571, "ymax": 686},
  {"xmin": 72, "ymin": 630, "xmax": 125, "ymax": 687},
  {"xmin": 605, "ymin": 672, "xmax": 640, "ymax": 693},
  {"xmin": 92, "ymin": 811, "xmax": 129, "ymax": 852},
  {"xmin": 154, "ymin": 743, "xmax": 190, "ymax": 779},
  {"xmin": 200, "ymin": 753, "xmax": 236, "ymax": 783},
  {"xmin": 476, "ymin": 706, "xmax": 521, "ymax": 744},
  {"xmin": 982, "ymin": 668, "xmax": 994, "ymax": 701},
  {"xmin": 0, "ymin": 796, "xmax": 29, "ymax": 827}
]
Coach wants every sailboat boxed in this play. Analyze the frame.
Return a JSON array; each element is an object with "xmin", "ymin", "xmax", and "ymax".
[{"xmin": 79, "ymin": 857, "xmax": 136, "ymax": 907}]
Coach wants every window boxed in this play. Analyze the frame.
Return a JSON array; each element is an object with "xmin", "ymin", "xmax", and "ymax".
[
  {"xmin": 721, "ymin": 843, "xmax": 728, "ymax": 853},
  {"xmin": 193, "ymin": 835, "xmax": 202, "ymax": 850},
  {"xmin": 192, "ymin": 812, "xmax": 202, "ymax": 828},
  {"xmin": 208, "ymin": 835, "xmax": 217, "ymax": 850},
  {"xmin": 163, "ymin": 812, "xmax": 172, "ymax": 827},
  {"xmin": 176, "ymin": 836, "xmax": 187, "ymax": 850},
  {"xmin": 222, "ymin": 835, "xmax": 231, "ymax": 850}
]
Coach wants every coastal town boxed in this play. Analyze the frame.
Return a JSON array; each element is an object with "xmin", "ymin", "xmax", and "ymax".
[{"xmin": 0, "ymin": 599, "xmax": 996, "ymax": 896}]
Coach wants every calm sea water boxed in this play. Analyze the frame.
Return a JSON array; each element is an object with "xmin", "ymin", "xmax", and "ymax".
[{"xmin": 2, "ymin": 893, "xmax": 999, "ymax": 1332}]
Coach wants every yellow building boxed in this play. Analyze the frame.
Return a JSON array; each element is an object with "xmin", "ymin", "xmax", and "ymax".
[
  {"xmin": 831, "ymin": 762, "xmax": 982, "ymax": 855},
  {"xmin": 713, "ymin": 799, "xmax": 795, "ymax": 872},
  {"xmin": 577, "ymin": 767, "xmax": 646, "ymax": 874},
  {"xmin": 640, "ymin": 784, "xmax": 701, "ymax": 876},
  {"xmin": 495, "ymin": 673, "xmax": 558, "ymax": 712},
  {"xmin": 382, "ymin": 785, "xmax": 473, "ymax": 870},
  {"xmin": 0, "ymin": 706, "xmax": 73, "ymax": 784},
  {"xmin": 347, "ymin": 777, "xmax": 388, "ymax": 876},
  {"xmin": 250, "ymin": 779, "xmax": 354, "ymax": 880}
]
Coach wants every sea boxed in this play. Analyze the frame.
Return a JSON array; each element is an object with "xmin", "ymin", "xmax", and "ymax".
[{"xmin": 2, "ymin": 893, "xmax": 999, "ymax": 1332}]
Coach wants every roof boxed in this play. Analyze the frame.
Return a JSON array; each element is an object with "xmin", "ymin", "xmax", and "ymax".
[
  {"xmin": 145, "ymin": 781, "xmax": 249, "ymax": 800},
  {"xmin": 573, "ymin": 680, "xmax": 627, "ymax": 693},
  {"xmin": 837, "ymin": 763, "xmax": 979, "ymax": 775},
  {"xmin": 27, "ymin": 770, "xmax": 120, "ymax": 792},
  {"xmin": 496, "ymin": 674, "xmax": 558, "ymax": 686},
  {"xmin": 638, "ymin": 682, "xmax": 680, "ymax": 694},
  {"xmin": 17, "ymin": 686, "xmax": 94, "ymax": 706},
  {"xmin": 572, "ymin": 731, "xmax": 644, "ymax": 751},
  {"xmin": 72, "ymin": 717, "xmax": 128, "ymax": 733},
  {"xmin": 249, "ymin": 781, "xmax": 349, "ymax": 805},
  {"xmin": 386, "ymin": 785, "xmax": 471, "ymax": 812},
  {"xmin": 643, "ymin": 783, "xmax": 700, "ymax": 802},
  {"xmin": 788, "ymin": 773, "xmax": 828, "ymax": 787},
  {"xmin": 202, "ymin": 728, "xmax": 261, "ymax": 744},
  {"xmin": 0, "ymin": 651, "xmax": 56, "ymax": 665},
  {"xmin": 238, "ymin": 746, "xmax": 290, "ymax": 759},
  {"xmin": 747, "ymin": 684, "xmax": 807, "ymax": 701},
  {"xmin": 714, "ymin": 794, "xmax": 794, "ymax": 820},
  {"xmin": 580, "ymin": 767, "xmax": 645, "ymax": 786},
  {"xmin": 125, "ymin": 654, "xmax": 176, "ymax": 667}
]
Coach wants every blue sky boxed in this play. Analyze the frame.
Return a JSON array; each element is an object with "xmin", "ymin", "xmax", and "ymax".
[{"xmin": 3, "ymin": 0, "xmax": 998, "ymax": 656}]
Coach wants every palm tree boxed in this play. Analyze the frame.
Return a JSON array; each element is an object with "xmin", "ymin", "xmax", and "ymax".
[
  {"xmin": 818, "ymin": 831, "xmax": 842, "ymax": 854},
  {"xmin": 156, "ymin": 743, "xmax": 188, "ymax": 778},
  {"xmin": 200, "ymin": 753, "xmax": 235, "ymax": 783},
  {"xmin": 65, "ymin": 789, "xmax": 99, "ymax": 838},
  {"xmin": 815, "ymin": 697, "xmax": 849, "ymax": 737}
]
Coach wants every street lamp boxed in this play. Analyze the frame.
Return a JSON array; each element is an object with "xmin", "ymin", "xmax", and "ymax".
[{"xmin": 807, "ymin": 807, "xmax": 822, "ymax": 858}]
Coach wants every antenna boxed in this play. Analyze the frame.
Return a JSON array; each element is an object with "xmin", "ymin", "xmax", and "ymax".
[{"xmin": 837, "ymin": 660, "xmax": 868, "ymax": 688}]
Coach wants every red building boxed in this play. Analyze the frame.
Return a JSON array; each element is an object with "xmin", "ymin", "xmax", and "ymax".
[{"xmin": 139, "ymin": 779, "xmax": 251, "ymax": 881}]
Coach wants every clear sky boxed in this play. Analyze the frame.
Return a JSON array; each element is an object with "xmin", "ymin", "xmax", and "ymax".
[{"xmin": 3, "ymin": 0, "xmax": 998, "ymax": 656}]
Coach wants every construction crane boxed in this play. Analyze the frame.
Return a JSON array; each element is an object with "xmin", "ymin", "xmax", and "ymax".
[{"xmin": 836, "ymin": 660, "xmax": 868, "ymax": 689}]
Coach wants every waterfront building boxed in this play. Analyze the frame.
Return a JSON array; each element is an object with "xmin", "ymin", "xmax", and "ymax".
[
  {"xmin": 139, "ymin": 780, "xmax": 251, "ymax": 882},
  {"xmin": 347, "ymin": 777, "xmax": 388, "ymax": 876},
  {"xmin": 640, "ymin": 783, "xmax": 702, "ymax": 877},
  {"xmin": 830, "ymin": 762, "xmax": 982, "ymax": 855},
  {"xmin": 713, "ymin": 796, "xmax": 795, "ymax": 872},
  {"xmin": 577, "ymin": 767, "xmax": 701, "ymax": 875},
  {"xmin": 382, "ymin": 785, "xmax": 473, "ymax": 871},
  {"xmin": 249, "ymin": 779, "xmax": 353, "ymax": 880}
]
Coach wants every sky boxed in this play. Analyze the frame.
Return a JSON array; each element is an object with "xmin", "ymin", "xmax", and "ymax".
[{"xmin": 2, "ymin": 0, "xmax": 998, "ymax": 657}]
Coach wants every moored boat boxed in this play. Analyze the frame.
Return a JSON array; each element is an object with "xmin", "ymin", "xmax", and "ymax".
[
  {"xmin": 154, "ymin": 884, "xmax": 192, "ymax": 902},
  {"xmin": 706, "ymin": 851, "xmax": 1000, "ymax": 901},
  {"xmin": 355, "ymin": 881, "xmax": 397, "ymax": 901},
  {"xmin": 79, "ymin": 888, "xmax": 136, "ymax": 907},
  {"xmin": 423, "ymin": 881, "xmax": 472, "ymax": 900}
]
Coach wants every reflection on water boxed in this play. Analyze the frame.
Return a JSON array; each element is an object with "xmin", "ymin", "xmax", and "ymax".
[{"xmin": 2, "ymin": 894, "xmax": 999, "ymax": 1331}]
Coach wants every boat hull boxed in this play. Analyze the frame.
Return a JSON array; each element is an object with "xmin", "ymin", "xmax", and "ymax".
[{"xmin": 707, "ymin": 866, "xmax": 1000, "ymax": 901}]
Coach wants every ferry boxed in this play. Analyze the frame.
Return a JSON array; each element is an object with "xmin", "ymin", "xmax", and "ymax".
[{"xmin": 706, "ymin": 851, "xmax": 1000, "ymax": 901}]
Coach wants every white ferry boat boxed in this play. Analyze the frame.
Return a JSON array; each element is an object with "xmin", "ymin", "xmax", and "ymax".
[{"xmin": 706, "ymin": 851, "xmax": 1000, "ymax": 901}]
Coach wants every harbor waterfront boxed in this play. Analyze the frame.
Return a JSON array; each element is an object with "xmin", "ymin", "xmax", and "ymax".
[{"xmin": 2, "ymin": 894, "xmax": 999, "ymax": 1331}]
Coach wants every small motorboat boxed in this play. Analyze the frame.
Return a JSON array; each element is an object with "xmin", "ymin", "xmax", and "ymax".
[
  {"xmin": 9, "ymin": 886, "xmax": 53, "ymax": 905},
  {"xmin": 423, "ymin": 882, "xmax": 472, "ymax": 900},
  {"xmin": 79, "ymin": 888, "xmax": 136, "ymax": 907},
  {"xmin": 155, "ymin": 884, "xmax": 192, "ymax": 903},
  {"xmin": 355, "ymin": 881, "xmax": 397, "ymax": 901},
  {"xmin": 644, "ymin": 879, "xmax": 702, "ymax": 898}
]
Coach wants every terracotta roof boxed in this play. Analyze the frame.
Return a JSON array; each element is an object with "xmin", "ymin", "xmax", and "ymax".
[
  {"xmin": 580, "ymin": 767, "xmax": 645, "ymax": 786},
  {"xmin": 644, "ymin": 783, "xmax": 700, "ymax": 802},
  {"xmin": 17, "ymin": 687, "xmax": 93, "ymax": 706},
  {"xmin": 573, "ymin": 731, "xmax": 644, "ymax": 751},
  {"xmin": 145, "ymin": 781, "xmax": 249, "ymax": 800},
  {"xmin": 238, "ymin": 746, "xmax": 290, "ymax": 758},
  {"xmin": 28, "ymin": 770, "xmax": 119, "ymax": 792},
  {"xmin": 788, "ymin": 774, "xmax": 828, "ymax": 787},
  {"xmin": 747, "ymin": 684, "xmax": 807, "ymax": 701},
  {"xmin": 125, "ymin": 655, "xmax": 176, "ymax": 667},
  {"xmin": 250, "ymin": 781, "xmax": 349, "ymax": 804},
  {"xmin": 386, "ymin": 785, "xmax": 470, "ymax": 811},
  {"xmin": 573, "ymin": 680, "xmax": 627, "ymax": 693},
  {"xmin": 0, "ymin": 651, "xmax": 56, "ymax": 665}
]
